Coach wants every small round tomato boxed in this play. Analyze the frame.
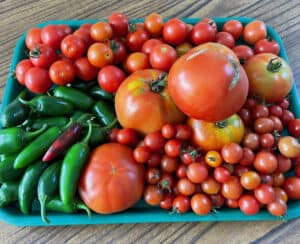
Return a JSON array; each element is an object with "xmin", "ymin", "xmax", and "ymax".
[
  {"xmin": 159, "ymin": 173, "xmax": 175, "ymax": 192},
  {"xmin": 41, "ymin": 24, "xmax": 65, "ymax": 49},
  {"xmin": 163, "ymin": 18, "xmax": 187, "ymax": 45},
  {"xmin": 160, "ymin": 194, "xmax": 174, "ymax": 210},
  {"xmin": 126, "ymin": 29, "xmax": 150, "ymax": 52},
  {"xmin": 144, "ymin": 185, "xmax": 163, "ymax": 206},
  {"xmin": 210, "ymin": 193, "xmax": 225, "ymax": 208},
  {"xmin": 164, "ymin": 139, "xmax": 181, "ymax": 158},
  {"xmin": 49, "ymin": 60, "xmax": 75, "ymax": 85},
  {"xmin": 190, "ymin": 22, "xmax": 216, "ymax": 45},
  {"xmin": 29, "ymin": 44, "xmax": 57, "ymax": 68},
  {"xmin": 252, "ymin": 104, "xmax": 269, "ymax": 120},
  {"xmin": 97, "ymin": 65, "xmax": 126, "ymax": 93},
  {"xmin": 90, "ymin": 22, "xmax": 113, "ymax": 42},
  {"xmin": 24, "ymin": 67, "xmax": 52, "ymax": 94},
  {"xmin": 161, "ymin": 155, "xmax": 179, "ymax": 173},
  {"xmin": 147, "ymin": 152, "xmax": 161, "ymax": 168},
  {"xmin": 277, "ymin": 98, "xmax": 290, "ymax": 110},
  {"xmin": 172, "ymin": 195, "xmax": 191, "ymax": 213},
  {"xmin": 25, "ymin": 28, "xmax": 42, "ymax": 50},
  {"xmin": 283, "ymin": 176, "xmax": 300, "ymax": 200},
  {"xmin": 175, "ymin": 124, "xmax": 193, "ymax": 141},
  {"xmin": 146, "ymin": 167, "xmax": 161, "ymax": 184},
  {"xmin": 254, "ymin": 118, "xmax": 274, "ymax": 134},
  {"xmin": 177, "ymin": 178, "xmax": 196, "ymax": 196},
  {"xmin": 214, "ymin": 166, "xmax": 231, "ymax": 183},
  {"xmin": 144, "ymin": 131, "xmax": 165, "ymax": 152},
  {"xmin": 205, "ymin": 150, "xmax": 222, "ymax": 168},
  {"xmin": 201, "ymin": 177, "xmax": 221, "ymax": 195},
  {"xmin": 275, "ymin": 155, "xmax": 291, "ymax": 173},
  {"xmin": 186, "ymin": 162, "xmax": 208, "ymax": 183},
  {"xmin": 200, "ymin": 18, "xmax": 217, "ymax": 31},
  {"xmin": 240, "ymin": 171, "xmax": 261, "ymax": 190},
  {"xmin": 108, "ymin": 12, "xmax": 129, "ymax": 37},
  {"xmin": 176, "ymin": 165, "xmax": 187, "ymax": 179},
  {"xmin": 243, "ymin": 20, "xmax": 267, "ymax": 45},
  {"xmin": 116, "ymin": 128, "xmax": 139, "ymax": 147},
  {"xmin": 272, "ymin": 172, "xmax": 285, "ymax": 187},
  {"xmin": 176, "ymin": 42, "xmax": 193, "ymax": 57},
  {"xmin": 274, "ymin": 187, "xmax": 288, "ymax": 202},
  {"xmin": 73, "ymin": 57, "xmax": 99, "ymax": 81},
  {"xmin": 240, "ymin": 147, "xmax": 255, "ymax": 166},
  {"xmin": 125, "ymin": 52, "xmax": 150, "ymax": 73},
  {"xmin": 221, "ymin": 176, "xmax": 243, "ymax": 200},
  {"xmin": 59, "ymin": 24, "xmax": 72, "ymax": 35},
  {"xmin": 254, "ymin": 151, "xmax": 278, "ymax": 174},
  {"xmin": 254, "ymin": 38, "xmax": 280, "ymax": 55},
  {"xmin": 268, "ymin": 105, "xmax": 283, "ymax": 117},
  {"xmin": 254, "ymin": 184, "xmax": 275, "ymax": 204},
  {"xmin": 259, "ymin": 133, "xmax": 275, "ymax": 148},
  {"xmin": 108, "ymin": 40, "xmax": 127, "ymax": 64},
  {"xmin": 269, "ymin": 116, "xmax": 283, "ymax": 133},
  {"xmin": 281, "ymin": 110, "xmax": 295, "ymax": 126},
  {"xmin": 144, "ymin": 13, "xmax": 164, "ymax": 37},
  {"xmin": 222, "ymin": 19, "xmax": 243, "ymax": 40},
  {"xmin": 15, "ymin": 59, "xmax": 34, "ymax": 85},
  {"xmin": 216, "ymin": 32, "xmax": 235, "ymax": 48},
  {"xmin": 232, "ymin": 45, "xmax": 254, "ymax": 64},
  {"xmin": 87, "ymin": 43, "xmax": 114, "ymax": 68},
  {"xmin": 142, "ymin": 39, "xmax": 163, "ymax": 55},
  {"xmin": 278, "ymin": 136, "xmax": 300, "ymax": 158},
  {"xmin": 134, "ymin": 146, "xmax": 151, "ymax": 164},
  {"xmin": 61, "ymin": 34, "xmax": 86, "ymax": 59},
  {"xmin": 149, "ymin": 44, "xmax": 177, "ymax": 72},
  {"xmin": 267, "ymin": 199, "xmax": 287, "ymax": 216},
  {"xmin": 191, "ymin": 193, "xmax": 211, "ymax": 215},
  {"xmin": 239, "ymin": 195, "xmax": 260, "ymax": 215},
  {"xmin": 221, "ymin": 143, "xmax": 243, "ymax": 164},
  {"xmin": 288, "ymin": 119, "xmax": 300, "ymax": 138},
  {"xmin": 73, "ymin": 26, "xmax": 94, "ymax": 48},
  {"xmin": 161, "ymin": 124, "xmax": 176, "ymax": 139}
]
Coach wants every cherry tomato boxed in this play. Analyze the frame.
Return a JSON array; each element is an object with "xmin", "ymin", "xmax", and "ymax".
[
  {"xmin": 243, "ymin": 20, "xmax": 267, "ymax": 45},
  {"xmin": 29, "ymin": 44, "xmax": 57, "ymax": 68},
  {"xmin": 243, "ymin": 133, "xmax": 259, "ymax": 151},
  {"xmin": 191, "ymin": 193, "xmax": 211, "ymax": 215},
  {"xmin": 146, "ymin": 167, "xmax": 161, "ymax": 184},
  {"xmin": 186, "ymin": 162, "xmax": 208, "ymax": 183},
  {"xmin": 144, "ymin": 13, "xmax": 164, "ymax": 37},
  {"xmin": 277, "ymin": 98, "xmax": 290, "ymax": 110},
  {"xmin": 161, "ymin": 124, "xmax": 176, "ymax": 139},
  {"xmin": 254, "ymin": 118, "xmax": 275, "ymax": 134},
  {"xmin": 254, "ymin": 184, "xmax": 276, "ymax": 204},
  {"xmin": 269, "ymin": 116, "xmax": 283, "ymax": 133},
  {"xmin": 201, "ymin": 177, "xmax": 221, "ymax": 195},
  {"xmin": 295, "ymin": 164, "xmax": 300, "ymax": 177},
  {"xmin": 15, "ymin": 59, "xmax": 34, "ymax": 85},
  {"xmin": 176, "ymin": 165, "xmax": 187, "ymax": 179},
  {"xmin": 221, "ymin": 143, "xmax": 243, "ymax": 164},
  {"xmin": 254, "ymin": 38, "xmax": 280, "ymax": 55},
  {"xmin": 226, "ymin": 199, "xmax": 239, "ymax": 208},
  {"xmin": 288, "ymin": 119, "xmax": 300, "ymax": 138},
  {"xmin": 240, "ymin": 147, "xmax": 255, "ymax": 166},
  {"xmin": 142, "ymin": 39, "xmax": 163, "ymax": 55},
  {"xmin": 238, "ymin": 108, "xmax": 252, "ymax": 126},
  {"xmin": 60, "ymin": 34, "xmax": 86, "ymax": 59},
  {"xmin": 126, "ymin": 29, "xmax": 149, "ymax": 52},
  {"xmin": 108, "ymin": 40, "xmax": 127, "ymax": 64},
  {"xmin": 97, "ymin": 65, "xmax": 126, "ymax": 93},
  {"xmin": 73, "ymin": 57, "xmax": 98, "ymax": 82},
  {"xmin": 254, "ymin": 151, "xmax": 278, "ymax": 174},
  {"xmin": 144, "ymin": 185, "xmax": 163, "ymax": 206},
  {"xmin": 239, "ymin": 194, "xmax": 260, "ymax": 215},
  {"xmin": 214, "ymin": 166, "xmax": 231, "ymax": 183},
  {"xmin": 210, "ymin": 193, "xmax": 225, "ymax": 208},
  {"xmin": 177, "ymin": 178, "xmax": 196, "ymax": 196},
  {"xmin": 278, "ymin": 136, "xmax": 300, "ymax": 158},
  {"xmin": 175, "ymin": 124, "xmax": 193, "ymax": 141},
  {"xmin": 268, "ymin": 105, "xmax": 283, "ymax": 117},
  {"xmin": 90, "ymin": 22, "xmax": 113, "ymax": 42},
  {"xmin": 149, "ymin": 44, "xmax": 177, "ymax": 72},
  {"xmin": 108, "ymin": 12, "xmax": 129, "ymax": 37},
  {"xmin": 147, "ymin": 152, "xmax": 161, "ymax": 168},
  {"xmin": 108, "ymin": 128, "xmax": 119, "ymax": 142},
  {"xmin": 252, "ymin": 104, "xmax": 269, "ymax": 120},
  {"xmin": 116, "ymin": 128, "xmax": 139, "ymax": 147},
  {"xmin": 205, "ymin": 150, "xmax": 222, "ymax": 168},
  {"xmin": 221, "ymin": 176, "xmax": 243, "ymax": 200},
  {"xmin": 59, "ymin": 24, "xmax": 72, "ymax": 35},
  {"xmin": 49, "ymin": 60, "xmax": 75, "ymax": 85},
  {"xmin": 240, "ymin": 171, "xmax": 261, "ymax": 190},
  {"xmin": 267, "ymin": 199, "xmax": 287, "ymax": 216},
  {"xmin": 283, "ymin": 176, "xmax": 300, "ymax": 200},
  {"xmin": 281, "ymin": 110, "xmax": 295, "ymax": 126},
  {"xmin": 272, "ymin": 172, "xmax": 285, "ymax": 187},
  {"xmin": 244, "ymin": 97, "xmax": 257, "ymax": 110},
  {"xmin": 222, "ymin": 19, "xmax": 243, "ymax": 40},
  {"xmin": 234, "ymin": 165, "xmax": 250, "ymax": 177},
  {"xmin": 159, "ymin": 173, "xmax": 175, "ymax": 192},
  {"xmin": 232, "ymin": 45, "xmax": 254, "ymax": 64},
  {"xmin": 41, "ymin": 24, "xmax": 65, "ymax": 49},
  {"xmin": 260, "ymin": 174, "xmax": 274, "ymax": 186},
  {"xmin": 160, "ymin": 194, "xmax": 174, "ymax": 210},
  {"xmin": 216, "ymin": 32, "xmax": 235, "ymax": 48},
  {"xmin": 172, "ymin": 195, "xmax": 191, "ymax": 213},
  {"xmin": 274, "ymin": 187, "xmax": 288, "ymax": 202},
  {"xmin": 25, "ymin": 28, "xmax": 42, "ymax": 50},
  {"xmin": 164, "ymin": 139, "xmax": 181, "ymax": 158},
  {"xmin": 163, "ymin": 18, "xmax": 187, "ymax": 45},
  {"xmin": 275, "ymin": 155, "xmax": 292, "ymax": 173},
  {"xmin": 144, "ymin": 131, "xmax": 165, "ymax": 152},
  {"xmin": 200, "ymin": 18, "xmax": 217, "ymax": 31},
  {"xmin": 259, "ymin": 133, "xmax": 275, "ymax": 148},
  {"xmin": 161, "ymin": 155, "xmax": 179, "ymax": 173},
  {"xmin": 125, "ymin": 52, "xmax": 150, "ymax": 73},
  {"xmin": 87, "ymin": 43, "xmax": 114, "ymax": 68},
  {"xmin": 73, "ymin": 26, "xmax": 94, "ymax": 48},
  {"xmin": 191, "ymin": 22, "xmax": 216, "ymax": 45},
  {"xmin": 134, "ymin": 146, "xmax": 151, "ymax": 164},
  {"xmin": 24, "ymin": 67, "xmax": 52, "ymax": 94}
]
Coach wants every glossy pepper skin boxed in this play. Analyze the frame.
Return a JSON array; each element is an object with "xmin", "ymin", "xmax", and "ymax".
[
  {"xmin": 69, "ymin": 81, "xmax": 97, "ymax": 91},
  {"xmin": 59, "ymin": 122, "xmax": 92, "ymax": 205},
  {"xmin": 24, "ymin": 117, "xmax": 68, "ymax": 130},
  {"xmin": 0, "ymin": 181, "xmax": 19, "ymax": 208},
  {"xmin": 53, "ymin": 86, "xmax": 94, "ymax": 111},
  {"xmin": 18, "ymin": 160, "xmax": 48, "ymax": 214},
  {"xmin": 37, "ymin": 161, "xmax": 61, "ymax": 223},
  {"xmin": 0, "ymin": 125, "xmax": 47, "ymax": 154},
  {"xmin": 0, "ymin": 155, "xmax": 25, "ymax": 182},
  {"xmin": 18, "ymin": 95, "xmax": 74, "ymax": 116},
  {"xmin": 92, "ymin": 100, "xmax": 116, "ymax": 126},
  {"xmin": 88, "ymin": 85, "xmax": 114, "ymax": 102},
  {"xmin": 0, "ymin": 90, "xmax": 29, "ymax": 128}
]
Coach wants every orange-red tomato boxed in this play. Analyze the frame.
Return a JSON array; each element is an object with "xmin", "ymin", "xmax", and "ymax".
[
  {"xmin": 243, "ymin": 20, "xmax": 267, "ymax": 45},
  {"xmin": 115, "ymin": 69, "xmax": 185, "ymax": 134},
  {"xmin": 90, "ymin": 22, "xmax": 113, "ymax": 42},
  {"xmin": 168, "ymin": 42, "xmax": 249, "ymax": 122},
  {"xmin": 87, "ymin": 42, "xmax": 114, "ymax": 68},
  {"xmin": 78, "ymin": 143, "xmax": 145, "ymax": 214}
]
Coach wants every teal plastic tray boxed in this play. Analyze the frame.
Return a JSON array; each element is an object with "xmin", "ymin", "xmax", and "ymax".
[{"xmin": 1, "ymin": 17, "xmax": 300, "ymax": 226}]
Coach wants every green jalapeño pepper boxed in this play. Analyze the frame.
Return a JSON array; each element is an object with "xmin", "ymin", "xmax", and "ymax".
[
  {"xmin": 0, "ymin": 181, "xmax": 19, "ymax": 208},
  {"xmin": 24, "ymin": 117, "xmax": 68, "ymax": 130},
  {"xmin": 92, "ymin": 100, "xmax": 116, "ymax": 126},
  {"xmin": 19, "ymin": 95, "xmax": 74, "ymax": 116},
  {"xmin": 88, "ymin": 85, "xmax": 114, "ymax": 102},
  {"xmin": 0, "ymin": 125, "xmax": 47, "ymax": 154},
  {"xmin": 0, "ymin": 90, "xmax": 29, "ymax": 128},
  {"xmin": 53, "ymin": 86, "xmax": 94, "ymax": 111},
  {"xmin": 69, "ymin": 80, "xmax": 97, "ymax": 91},
  {"xmin": 0, "ymin": 155, "xmax": 25, "ymax": 182},
  {"xmin": 60, "ymin": 122, "xmax": 92, "ymax": 205}
]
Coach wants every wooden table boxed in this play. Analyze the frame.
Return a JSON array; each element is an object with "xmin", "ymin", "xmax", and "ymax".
[{"xmin": 0, "ymin": 0, "xmax": 300, "ymax": 243}]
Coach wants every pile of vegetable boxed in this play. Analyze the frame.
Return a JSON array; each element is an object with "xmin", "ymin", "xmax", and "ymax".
[{"xmin": 0, "ymin": 12, "xmax": 300, "ymax": 223}]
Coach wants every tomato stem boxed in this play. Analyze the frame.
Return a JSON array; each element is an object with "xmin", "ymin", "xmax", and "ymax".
[
  {"xmin": 215, "ymin": 120, "xmax": 228, "ymax": 128},
  {"xmin": 267, "ymin": 58, "xmax": 282, "ymax": 72},
  {"xmin": 149, "ymin": 73, "xmax": 167, "ymax": 93}
]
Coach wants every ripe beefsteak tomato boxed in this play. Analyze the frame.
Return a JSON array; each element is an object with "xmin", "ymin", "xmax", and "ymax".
[
  {"xmin": 115, "ymin": 69, "xmax": 186, "ymax": 134},
  {"xmin": 168, "ymin": 42, "xmax": 249, "ymax": 122},
  {"xmin": 78, "ymin": 143, "xmax": 145, "ymax": 214},
  {"xmin": 187, "ymin": 114, "xmax": 245, "ymax": 151},
  {"xmin": 243, "ymin": 53, "xmax": 293, "ymax": 102}
]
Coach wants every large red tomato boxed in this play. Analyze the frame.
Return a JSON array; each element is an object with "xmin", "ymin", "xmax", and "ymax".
[
  {"xmin": 78, "ymin": 143, "xmax": 145, "ymax": 214},
  {"xmin": 115, "ymin": 69, "xmax": 186, "ymax": 134},
  {"xmin": 168, "ymin": 42, "xmax": 249, "ymax": 122},
  {"xmin": 243, "ymin": 53, "xmax": 293, "ymax": 102}
]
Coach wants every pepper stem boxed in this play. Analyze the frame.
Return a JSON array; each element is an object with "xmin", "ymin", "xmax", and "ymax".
[
  {"xmin": 82, "ymin": 121, "xmax": 92, "ymax": 144},
  {"xmin": 40, "ymin": 196, "xmax": 50, "ymax": 224},
  {"xmin": 149, "ymin": 73, "xmax": 167, "ymax": 93},
  {"xmin": 24, "ymin": 124, "xmax": 48, "ymax": 141},
  {"xmin": 18, "ymin": 97, "xmax": 32, "ymax": 106},
  {"xmin": 267, "ymin": 58, "xmax": 282, "ymax": 72},
  {"xmin": 76, "ymin": 201, "xmax": 91, "ymax": 218}
]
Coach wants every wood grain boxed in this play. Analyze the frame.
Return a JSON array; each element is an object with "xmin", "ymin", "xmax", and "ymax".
[{"xmin": 0, "ymin": 0, "xmax": 299, "ymax": 243}]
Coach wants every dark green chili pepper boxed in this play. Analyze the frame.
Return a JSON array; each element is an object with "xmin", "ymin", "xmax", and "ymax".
[
  {"xmin": 18, "ymin": 160, "xmax": 48, "ymax": 214},
  {"xmin": 68, "ymin": 80, "xmax": 97, "ymax": 91},
  {"xmin": 37, "ymin": 161, "xmax": 61, "ymax": 223},
  {"xmin": 0, "ymin": 90, "xmax": 30, "ymax": 128},
  {"xmin": 0, "ymin": 125, "xmax": 47, "ymax": 154},
  {"xmin": 74, "ymin": 113, "xmax": 95, "ymax": 124},
  {"xmin": 46, "ymin": 195, "xmax": 91, "ymax": 216},
  {"xmin": 70, "ymin": 111, "xmax": 85, "ymax": 121},
  {"xmin": 60, "ymin": 122, "xmax": 92, "ymax": 205},
  {"xmin": 88, "ymin": 85, "xmax": 114, "ymax": 102},
  {"xmin": 92, "ymin": 100, "xmax": 116, "ymax": 126},
  {"xmin": 0, "ymin": 181, "xmax": 19, "ymax": 208},
  {"xmin": 19, "ymin": 95, "xmax": 74, "ymax": 116},
  {"xmin": 24, "ymin": 117, "xmax": 68, "ymax": 130},
  {"xmin": 14, "ymin": 120, "xmax": 72, "ymax": 169},
  {"xmin": 53, "ymin": 86, "xmax": 94, "ymax": 111},
  {"xmin": 0, "ymin": 155, "xmax": 25, "ymax": 182}
]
